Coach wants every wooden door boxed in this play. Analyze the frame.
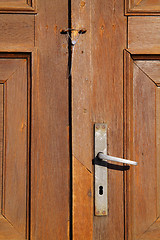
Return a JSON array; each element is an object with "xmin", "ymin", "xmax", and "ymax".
[
  {"xmin": 0, "ymin": 1, "xmax": 70, "ymax": 240},
  {"xmin": 124, "ymin": 18, "xmax": 160, "ymax": 239},
  {"xmin": 71, "ymin": 0, "xmax": 160, "ymax": 240},
  {"xmin": 1, "ymin": 1, "xmax": 160, "ymax": 240}
]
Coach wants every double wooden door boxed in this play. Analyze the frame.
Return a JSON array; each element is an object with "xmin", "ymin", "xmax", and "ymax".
[{"xmin": 0, "ymin": 0, "xmax": 160, "ymax": 240}]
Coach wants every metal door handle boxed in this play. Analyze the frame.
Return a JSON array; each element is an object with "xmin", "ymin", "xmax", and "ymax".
[
  {"xmin": 97, "ymin": 152, "xmax": 138, "ymax": 166},
  {"xmin": 94, "ymin": 123, "xmax": 138, "ymax": 216}
]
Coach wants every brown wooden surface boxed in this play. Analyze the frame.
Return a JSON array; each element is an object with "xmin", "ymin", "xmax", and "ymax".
[
  {"xmin": 1, "ymin": 1, "xmax": 160, "ymax": 240},
  {"xmin": 0, "ymin": 15, "xmax": 34, "ymax": 49},
  {"xmin": 3, "ymin": 59, "xmax": 27, "ymax": 238},
  {"xmin": 73, "ymin": 157, "xmax": 93, "ymax": 240},
  {"xmin": 0, "ymin": 0, "xmax": 35, "ymax": 13},
  {"xmin": 31, "ymin": 0, "xmax": 70, "ymax": 239},
  {"xmin": 128, "ymin": 17, "xmax": 160, "ymax": 51},
  {"xmin": 72, "ymin": 0, "xmax": 126, "ymax": 239},
  {"xmin": 0, "ymin": 215, "xmax": 23, "ymax": 240},
  {"xmin": 72, "ymin": 0, "xmax": 92, "ymax": 172},
  {"xmin": 0, "ymin": 85, "xmax": 3, "ymax": 215},
  {"xmin": 126, "ymin": 0, "xmax": 160, "ymax": 14},
  {"xmin": 92, "ymin": 1, "xmax": 126, "ymax": 239},
  {"xmin": 135, "ymin": 60, "xmax": 160, "ymax": 86},
  {"xmin": 0, "ymin": 1, "xmax": 69, "ymax": 240},
  {"xmin": 156, "ymin": 88, "xmax": 160, "ymax": 216},
  {"xmin": 133, "ymin": 63, "xmax": 157, "ymax": 238},
  {"xmin": 139, "ymin": 218, "xmax": 160, "ymax": 240},
  {"xmin": 124, "ymin": 53, "xmax": 160, "ymax": 240},
  {"xmin": 0, "ymin": 59, "xmax": 26, "ymax": 82},
  {"xmin": 124, "ymin": 50, "xmax": 134, "ymax": 240}
]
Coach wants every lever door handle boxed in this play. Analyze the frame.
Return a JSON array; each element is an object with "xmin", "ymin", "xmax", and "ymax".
[
  {"xmin": 94, "ymin": 123, "xmax": 138, "ymax": 216},
  {"xmin": 97, "ymin": 152, "xmax": 138, "ymax": 166}
]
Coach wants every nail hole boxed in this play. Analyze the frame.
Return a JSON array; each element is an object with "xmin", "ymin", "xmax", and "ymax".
[{"xmin": 99, "ymin": 186, "xmax": 103, "ymax": 195}]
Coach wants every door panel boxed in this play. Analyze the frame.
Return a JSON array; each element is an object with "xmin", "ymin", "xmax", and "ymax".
[
  {"xmin": 132, "ymin": 63, "xmax": 157, "ymax": 235},
  {"xmin": 0, "ymin": 15, "xmax": 34, "ymax": 49},
  {"xmin": 3, "ymin": 59, "xmax": 28, "ymax": 238},
  {"xmin": 0, "ymin": 55, "xmax": 30, "ymax": 239},
  {"xmin": 124, "ymin": 52, "xmax": 160, "ymax": 239},
  {"xmin": 128, "ymin": 17, "xmax": 160, "ymax": 51}
]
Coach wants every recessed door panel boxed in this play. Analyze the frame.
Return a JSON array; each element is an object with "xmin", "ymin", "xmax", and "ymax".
[
  {"xmin": 0, "ymin": 55, "xmax": 30, "ymax": 240},
  {"xmin": 125, "ymin": 52, "xmax": 160, "ymax": 239}
]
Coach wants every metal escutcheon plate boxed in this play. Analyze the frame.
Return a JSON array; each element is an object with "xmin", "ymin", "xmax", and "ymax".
[{"xmin": 94, "ymin": 123, "xmax": 108, "ymax": 216}]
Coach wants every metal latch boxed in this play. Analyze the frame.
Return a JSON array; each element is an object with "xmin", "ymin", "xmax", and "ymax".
[{"xmin": 94, "ymin": 123, "xmax": 137, "ymax": 216}]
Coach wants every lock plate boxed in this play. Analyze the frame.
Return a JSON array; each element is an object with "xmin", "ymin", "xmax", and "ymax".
[{"xmin": 94, "ymin": 123, "xmax": 108, "ymax": 216}]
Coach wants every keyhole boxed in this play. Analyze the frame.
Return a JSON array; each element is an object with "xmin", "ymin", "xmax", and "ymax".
[{"xmin": 99, "ymin": 186, "xmax": 103, "ymax": 195}]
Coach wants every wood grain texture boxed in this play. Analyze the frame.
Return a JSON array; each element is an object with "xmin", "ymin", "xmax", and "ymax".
[
  {"xmin": 31, "ymin": 0, "xmax": 70, "ymax": 239},
  {"xmin": 135, "ymin": 60, "xmax": 160, "ymax": 86},
  {"xmin": 133, "ymin": 63, "xmax": 157, "ymax": 238},
  {"xmin": 0, "ymin": 59, "xmax": 24, "ymax": 82},
  {"xmin": 124, "ymin": 50, "xmax": 134, "ymax": 240},
  {"xmin": 128, "ymin": 17, "xmax": 160, "ymax": 51},
  {"xmin": 0, "ymin": 15, "xmax": 34, "ymax": 49},
  {"xmin": 72, "ymin": 0, "xmax": 93, "ymax": 172},
  {"xmin": 0, "ymin": 215, "xmax": 24, "ymax": 240},
  {"xmin": 125, "ymin": 54, "xmax": 159, "ymax": 240},
  {"xmin": 3, "ymin": 59, "xmax": 28, "ymax": 238},
  {"xmin": 0, "ymin": 0, "xmax": 35, "ymax": 13},
  {"xmin": 92, "ymin": 0, "xmax": 126, "ymax": 239},
  {"xmin": 126, "ymin": 0, "xmax": 160, "ymax": 14},
  {"xmin": 0, "ymin": 85, "xmax": 3, "ymax": 214},
  {"xmin": 72, "ymin": 157, "xmax": 93, "ymax": 240},
  {"xmin": 72, "ymin": 0, "xmax": 126, "ymax": 239},
  {"xmin": 126, "ymin": 49, "xmax": 160, "ymax": 55},
  {"xmin": 139, "ymin": 218, "xmax": 160, "ymax": 240},
  {"xmin": 156, "ymin": 88, "xmax": 160, "ymax": 216}
]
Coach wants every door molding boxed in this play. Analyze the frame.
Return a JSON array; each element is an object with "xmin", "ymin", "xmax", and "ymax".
[{"xmin": 124, "ymin": 50, "xmax": 160, "ymax": 239}]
